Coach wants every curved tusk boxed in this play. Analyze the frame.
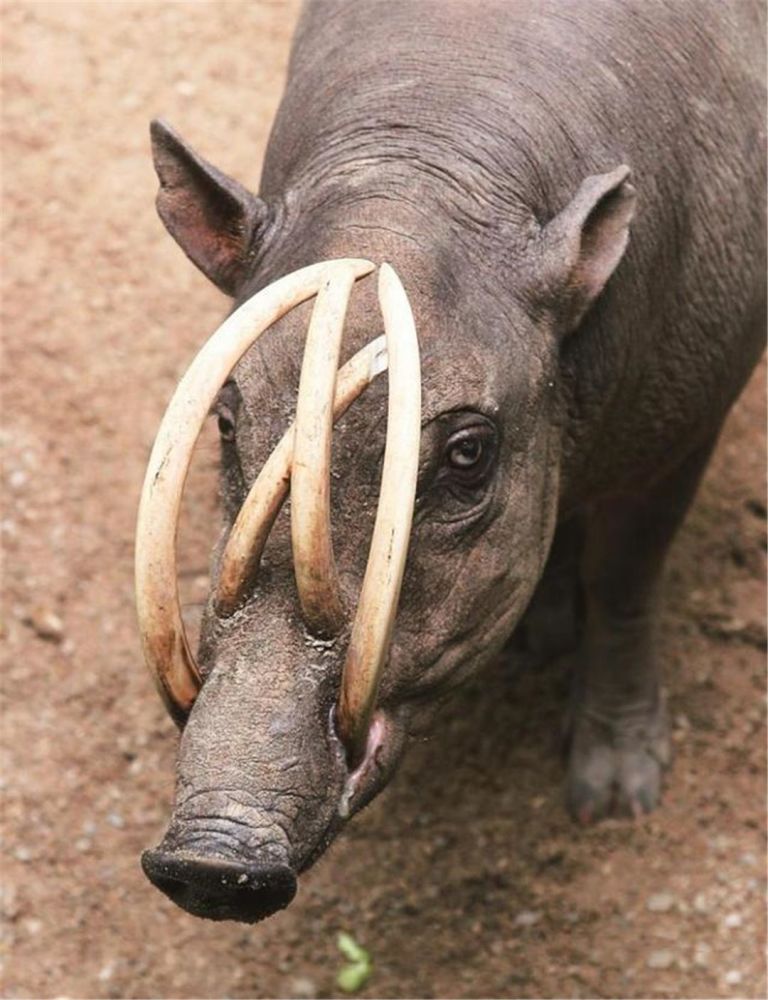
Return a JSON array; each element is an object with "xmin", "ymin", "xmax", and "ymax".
[
  {"xmin": 135, "ymin": 259, "xmax": 375, "ymax": 724},
  {"xmin": 291, "ymin": 267, "xmax": 357, "ymax": 635},
  {"xmin": 336, "ymin": 263, "xmax": 422, "ymax": 766},
  {"xmin": 214, "ymin": 335, "xmax": 388, "ymax": 617}
]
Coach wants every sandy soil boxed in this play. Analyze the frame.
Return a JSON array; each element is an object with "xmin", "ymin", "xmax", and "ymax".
[{"xmin": 1, "ymin": 3, "xmax": 766, "ymax": 998}]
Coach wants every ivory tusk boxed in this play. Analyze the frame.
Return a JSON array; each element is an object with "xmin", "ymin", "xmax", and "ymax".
[
  {"xmin": 290, "ymin": 268, "xmax": 357, "ymax": 635},
  {"xmin": 336, "ymin": 264, "xmax": 422, "ymax": 766},
  {"xmin": 214, "ymin": 335, "xmax": 388, "ymax": 617},
  {"xmin": 135, "ymin": 259, "xmax": 375, "ymax": 723}
]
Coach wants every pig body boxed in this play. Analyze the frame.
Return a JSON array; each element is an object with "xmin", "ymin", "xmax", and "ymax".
[{"xmin": 142, "ymin": 0, "xmax": 766, "ymax": 921}]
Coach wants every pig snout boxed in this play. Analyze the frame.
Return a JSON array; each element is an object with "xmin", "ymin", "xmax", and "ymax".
[
  {"xmin": 142, "ymin": 793, "xmax": 297, "ymax": 922},
  {"xmin": 142, "ymin": 849, "xmax": 296, "ymax": 923}
]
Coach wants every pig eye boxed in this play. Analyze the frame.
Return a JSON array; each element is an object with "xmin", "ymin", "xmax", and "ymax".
[
  {"xmin": 216, "ymin": 406, "xmax": 236, "ymax": 442},
  {"xmin": 444, "ymin": 423, "xmax": 497, "ymax": 487}
]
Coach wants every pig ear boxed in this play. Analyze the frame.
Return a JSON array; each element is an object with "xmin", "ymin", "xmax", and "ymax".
[
  {"xmin": 150, "ymin": 119, "xmax": 268, "ymax": 295},
  {"xmin": 539, "ymin": 165, "xmax": 636, "ymax": 334}
]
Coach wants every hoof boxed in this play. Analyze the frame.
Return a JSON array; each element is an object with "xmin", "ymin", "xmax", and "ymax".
[{"xmin": 565, "ymin": 699, "xmax": 670, "ymax": 823}]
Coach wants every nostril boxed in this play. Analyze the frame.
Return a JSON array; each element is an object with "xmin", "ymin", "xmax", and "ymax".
[{"xmin": 141, "ymin": 848, "xmax": 297, "ymax": 924}]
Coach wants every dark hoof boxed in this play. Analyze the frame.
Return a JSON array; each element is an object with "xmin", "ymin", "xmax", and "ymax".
[{"xmin": 565, "ymin": 699, "xmax": 670, "ymax": 823}]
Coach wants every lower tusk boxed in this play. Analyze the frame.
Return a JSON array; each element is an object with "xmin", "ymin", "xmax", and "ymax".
[
  {"xmin": 214, "ymin": 335, "xmax": 388, "ymax": 617},
  {"xmin": 336, "ymin": 264, "xmax": 422, "ymax": 767},
  {"xmin": 135, "ymin": 259, "xmax": 375, "ymax": 723}
]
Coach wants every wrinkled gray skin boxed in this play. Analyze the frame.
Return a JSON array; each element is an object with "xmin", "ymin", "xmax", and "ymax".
[{"xmin": 142, "ymin": 0, "xmax": 766, "ymax": 922}]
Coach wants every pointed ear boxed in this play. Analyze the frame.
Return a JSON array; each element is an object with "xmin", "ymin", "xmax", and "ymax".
[
  {"xmin": 150, "ymin": 119, "xmax": 269, "ymax": 295},
  {"xmin": 538, "ymin": 166, "xmax": 636, "ymax": 334}
]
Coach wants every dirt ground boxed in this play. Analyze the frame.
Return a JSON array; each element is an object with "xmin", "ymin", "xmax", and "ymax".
[{"xmin": 1, "ymin": 3, "xmax": 766, "ymax": 998}]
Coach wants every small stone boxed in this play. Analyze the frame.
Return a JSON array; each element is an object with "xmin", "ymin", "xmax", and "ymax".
[
  {"xmin": 107, "ymin": 812, "xmax": 124, "ymax": 829},
  {"xmin": 647, "ymin": 892, "xmax": 675, "ymax": 913},
  {"xmin": 174, "ymin": 79, "xmax": 197, "ymax": 97},
  {"xmin": 98, "ymin": 962, "xmax": 115, "ymax": 982},
  {"xmin": 723, "ymin": 970, "xmax": 742, "ymax": 987},
  {"xmin": 25, "ymin": 609, "xmax": 64, "ymax": 643},
  {"xmin": 289, "ymin": 976, "xmax": 318, "ymax": 999},
  {"xmin": 0, "ymin": 886, "xmax": 20, "ymax": 920},
  {"xmin": 23, "ymin": 918, "xmax": 42, "ymax": 936},
  {"xmin": 14, "ymin": 846, "xmax": 32, "ymax": 863},
  {"xmin": 722, "ymin": 912, "xmax": 742, "ymax": 929},
  {"xmin": 75, "ymin": 837, "xmax": 91, "ymax": 853},
  {"xmin": 9, "ymin": 469, "xmax": 27, "ymax": 489},
  {"xmin": 693, "ymin": 943, "xmax": 710, "ymax": 968},
  {"xmin": 693, "ymin": 892, "xmax": 710, "ymax": 913},
  {"xmin": 514, "ymin": 910, "xmax": 541, "ymax": 928},
  {"xmin": 647, "ymin": 950, "xmax": 675, "ymax": 970}
]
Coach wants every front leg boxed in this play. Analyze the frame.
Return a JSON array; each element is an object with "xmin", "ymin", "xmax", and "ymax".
[{"xmin": 566, "ymin": 439, "xmax": 717, "ymax": 822}]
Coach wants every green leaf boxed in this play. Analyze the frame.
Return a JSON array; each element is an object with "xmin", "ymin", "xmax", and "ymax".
[
  {"xmin": 336, "ymin": 933, "xmax": 372, "ymax": 993},
  {"xmin": 336, "ymin": 962, "xmax": 371, "ymax": 993},
  {"xmin": 337, "ymin": 932, "xmax": 369, "ymax": 965}
]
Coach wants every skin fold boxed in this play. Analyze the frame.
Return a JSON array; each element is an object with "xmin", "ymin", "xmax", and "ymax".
[{"xmin": 142, "ymin": 0, "xmax": 766, "ymax": 922}]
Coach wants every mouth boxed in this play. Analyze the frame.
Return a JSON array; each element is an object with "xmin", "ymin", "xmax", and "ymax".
[{"xmin": 337, "ymin": 709, "xmax": 393, "ymax": 817}]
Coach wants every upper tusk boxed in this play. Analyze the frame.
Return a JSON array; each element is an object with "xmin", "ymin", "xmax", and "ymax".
[
  {"xmin": 290, "ymin": 267, "xmax": 357, "ymax": 636},
  {"xmin": 336, "ymin": 263, "xmax": 422, "ymax": 766},
  {"xmin": 135, "ymin": 259, "xmax": 375, "ymax": 724},
  {"xmin": 214, "ymin": 335, "xmax": 388, "ymax": 617}
]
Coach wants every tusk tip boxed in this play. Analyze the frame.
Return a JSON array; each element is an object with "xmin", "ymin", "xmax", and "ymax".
[
  {"xmin": 377, "ymin": 262, "xmax": 406, "ymax": 298},
  {"xmin": 342, "ymin": 258, "xmax": 377, "ymax": 280}
]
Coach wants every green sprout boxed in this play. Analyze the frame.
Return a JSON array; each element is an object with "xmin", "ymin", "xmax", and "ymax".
[{"xmin": 336, "ymin": 931, "xmax": 372, "ymax": 993}]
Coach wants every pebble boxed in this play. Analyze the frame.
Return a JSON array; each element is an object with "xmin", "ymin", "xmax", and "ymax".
[
  {"xmin": 723, "ymin": 970, "xmax": 742, "ymax": 987},
  {"xmin": 25, "ymin": 609, "xmax": 64, "ymax": 643},
  {"xmin": 693, "ymin": 943, "xmax": 710, "ymax": 968},
  {"xmin": 693, "ymin": 892, "xmax": 710, "ymax": 913},
  {"xmin": 722, "ymin": 912, "xmax": 742, "ymax": 929},
  {"xmin": 107, "ymin": 812, "xmax": 124, "ymax": 829},
  {"xmin": 646, "ymin": 892, "xmax": 675, "ymax": 913},
  {"xmin": 14, "ymin": 846, "xmax": 32, "ymax": 863},
  {"xmin": 288, "ymin": 976, "xmax": 318, "ymax": 999},
  {"xmin": 647, "ymin": 950, "xmax": 675, "ymax": 970},
  {"xmin": 514, "ymin": 910, "xmax": 541, "ymax": 928},
  {"xmin": 98, "ymin": 962, "xmax": 115, "ymax": 983},
  {"xmin": 0, "ymin": 886, "xmax": 20, "ymax": 920},
  {"xmin": 174, "ymin": 79, "xmax": 197, "ymax": 97}
]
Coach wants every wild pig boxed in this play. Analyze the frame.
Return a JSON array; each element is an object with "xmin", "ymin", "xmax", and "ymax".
[{"xmin": 137, "ymin": 0, "xmax": 766, "ymax": 922}]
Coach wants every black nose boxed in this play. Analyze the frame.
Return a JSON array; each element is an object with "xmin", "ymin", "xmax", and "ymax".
[{"xmin": 141, "ymin": 848, "xmax": 297, "ymax": 923}]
